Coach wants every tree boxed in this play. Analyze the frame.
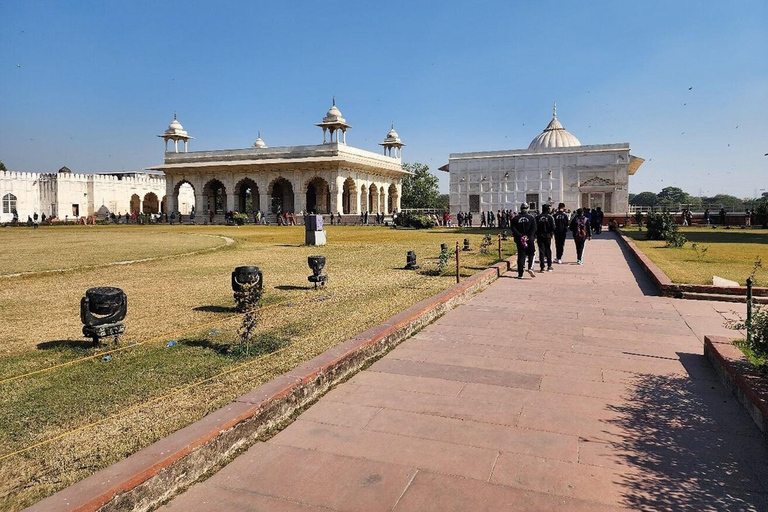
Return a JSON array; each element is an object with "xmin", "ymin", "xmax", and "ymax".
[
  {"xmin": 0, "ymin": 161, "xmax": 6, "ymax": 172},
  {"xmin": 630, "ymin": 191, "xmax": 658, "ymax": 207},
  {"xmin": 657, "ymin": 186, "xmax": 690, "ymax": 205},
  {"xmin": 702, "ymin": 194, "xmax": 743, "ymax": 210},
  {"xmin": 400, "ymin": 162, "xmax": 442, "ymax": 209}
]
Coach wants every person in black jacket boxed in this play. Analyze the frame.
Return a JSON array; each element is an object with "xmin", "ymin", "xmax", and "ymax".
[
  {"xmin": 552, "ymin": 203, "xmax": 569, "ymax": 264},
  {"xmin": 569, "ymin": 208, "xmax": 592, "ymax": 265},
  {"xmin": 511, "ymin": 203, "xmax": 537, "ymax": 278},
  {"xmin": 535, "ymin": 204, "xmax": 556, "ymax": 272}
]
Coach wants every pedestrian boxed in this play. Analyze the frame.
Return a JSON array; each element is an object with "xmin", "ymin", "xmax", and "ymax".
[
  {"xmin": 330, "ymin": 211, "xmax": 335, "ymax": 225},
  {"xmin": 719, "ymin": 208, "xmax": 726, "ymax": 226},
  {"xmin": 569, "ymin": 208, "xmax": 592, "ymax": 265},
  {"xmin": 511, "ymin": 202, "xmax": 537, "ymax": 279},
  {"xmin": 32, "ymin": 212, "xmax": 39, "ymax": 229},
  {"xmin": 704, "ymin": 208, "xmax": 711, "ymax": 225},
  {"xmin": 553, "ymin": 202, "xmax": 569, "ymax": 264},
  {"xmin": 535, "ymin": 204, "xmax": 555, "ymax": 272},
  {"xmin": 745, "ymin": 209, "xmax": 751, "ymax": 227},
  {"xmin": 364, "ymin": 211, "xmax": 369, "ymax": 225},
  {"xmin": 594, "ymin": 207, "xmax": 604, "ymax": 234}
]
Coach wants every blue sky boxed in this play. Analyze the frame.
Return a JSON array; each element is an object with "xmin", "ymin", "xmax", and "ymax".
[{"xmin": 1, "ymin": 1, "xmax": 766, "ymax": 197}]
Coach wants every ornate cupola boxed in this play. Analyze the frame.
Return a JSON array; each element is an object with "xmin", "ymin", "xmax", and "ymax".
[
  {"xmin": 379, "ymin": 123, "xmax": 405, "ymax": 158},
  {"xmin": 253, "ymin": 131, "xmax": 267, "ymax": 148},
  {"xmin": 315, "ymin": 98, "xmax": 352, "ymax": 144},
  {"xmin": 158, "ymin": 113, "xmax": 193, "ymax": 153}
]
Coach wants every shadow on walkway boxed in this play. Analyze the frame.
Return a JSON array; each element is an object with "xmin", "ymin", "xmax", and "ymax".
[{"xmin": 608, "ymin": 231, "xmax": 660, "ymax": 296}]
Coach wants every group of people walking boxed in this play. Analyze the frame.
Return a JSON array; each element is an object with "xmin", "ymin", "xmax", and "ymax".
[{"xmin": 511, "ymin": 202, "xmax": 594, "ymax": 279}]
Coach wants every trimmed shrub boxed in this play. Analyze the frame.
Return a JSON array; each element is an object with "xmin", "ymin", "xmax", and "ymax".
[{"xmin": 394, "ymin": 212, "xmax": 437, "ymax": 229}]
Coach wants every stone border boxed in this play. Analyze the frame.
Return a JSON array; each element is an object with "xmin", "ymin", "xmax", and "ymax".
[
  {"xmin": 614, "ymin": 229, "xmax": 768, "ymax": 298},
  {"xmin": 704, "ymin": 335, "xmax": 768, "ymax": 436},
  {"xmin": 26, "ymin": 258, "xmax": 514, "ymax": 512}
]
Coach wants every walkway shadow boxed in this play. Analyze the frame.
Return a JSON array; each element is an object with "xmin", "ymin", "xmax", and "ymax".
[
  {"xmin": 604, "ymin": 352, "xmax": 768, "ymax": 510},
  {"xmin": 274, "ymin": 285, "xmax": 309, "ymax": 291},
  {"xmin": 194, "ymin": 305, "xmax": 235, "ymax": 313},
  {"xmin": 610, "ymin": 231, "xmax": 660, "ymax": 296},
  {"xmin": 37, "ymin": 339, "xmax": 95, "ymax": 350}
]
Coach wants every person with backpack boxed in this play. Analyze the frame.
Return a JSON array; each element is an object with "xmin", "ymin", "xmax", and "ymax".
[
  {"xmin": 552, "ymin": 203, "xmax": 570, "ymax": 264},
  {"xmin": 511, "ymin": 202, "xmax": 537, "ymax": 279},
  {"xmin": 594, "ymin": 207, "xmax": 604, "ymax": 234},
  {"xmin": 569, "ymin": 208, "xmax": 592, "ymax": 265},
  {"xmin": 535, "ymin": 204, "xmax": 556, "ymax": 272}
]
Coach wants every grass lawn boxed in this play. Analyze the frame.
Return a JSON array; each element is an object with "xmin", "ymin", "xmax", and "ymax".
[
  {"xmin": 0, "ymin": 224, "xmax": 515, "ymax": 510},
  {"xmin": 621, "ymin": 227, "xmax": 768, "ymax": 287}
]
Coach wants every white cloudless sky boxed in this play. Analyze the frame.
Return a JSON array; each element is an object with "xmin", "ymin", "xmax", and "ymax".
[{"xmin": 1, "ymin": 0, "xmax": 766, "ymax": 197}]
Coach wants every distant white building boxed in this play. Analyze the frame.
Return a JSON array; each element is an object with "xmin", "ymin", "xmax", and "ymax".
[
  {"xmin": 149, "ymin": 101, "xmax": 409, "ymax": 223},
  {"xmin": 444, "ymin": 105, "xmax": 644, "ymax": 218},
  {"xmin": 0, "ymin": 167, "xmax": 177, "ymax": 223}
]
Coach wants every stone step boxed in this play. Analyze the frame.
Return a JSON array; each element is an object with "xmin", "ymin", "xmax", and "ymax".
[{"xmin": 677, "ymin": 291, "xmax": 768, "ymax": 304}]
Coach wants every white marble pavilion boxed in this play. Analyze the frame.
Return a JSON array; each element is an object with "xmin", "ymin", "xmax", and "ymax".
[
  {"xmin": 444, "ymin": 105, "xmax": 644, "ymax": 218},
  {"xmin": 150, "ymin": 102, "xmax": 409, "ymax": 223}
]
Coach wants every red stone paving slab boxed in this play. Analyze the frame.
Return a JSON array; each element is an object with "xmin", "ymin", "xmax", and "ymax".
[
  {"xmin": 297, "ymin": 400, "xmax": 381, "ymax": 429},
  {"xmin": 542, "ymin": 349, "xmax": 686, "ymax": 375},
  {"xmin": 405, "ymin": 337, "xmax": 547, "ymax": 362},
  {"xmin": 369, "ymin": 357, "xmax": 542, "ymax": 390},
  {"xmin": 270, "ymin": 419, "xmax": 498, "ymax": 481},
  {"xmin": 490, "ymin": 451, "xmax": 629, "ymax": 507},
  {"xmin": 348, "ymin": 369, "xmax": 465, "ymax": 397},
  {"xmin": 582, "ymin": 325, "xmax": 699, "ymax": 344},
  {"xmin": 365, "ymin": 408, "xmax": 578, "ymax": 462},
  {"xmin": 539, "ymin": 374, "xmax": 630, "ymax": 400},
  {"xmin": 160, "ymin": 483, "xmax": 335, "ymax": 511},
  {"xmin": 393, "ymin": 470, "xmax": 629, "ymax": 512},
  {"xmin": 163, "ymin": 442, "xmax": 415, "ymax": 512},
  {"xmin": 331, "ymin": 383, "xmax": 523, "ymax": 426}
]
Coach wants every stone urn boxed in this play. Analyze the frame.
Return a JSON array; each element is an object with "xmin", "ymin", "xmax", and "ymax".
[
  {"xmin": 405, "ymin": 251, "xmax": 419, "ymax": 270},
  {"xmin": 307, "ymin": 255, "xmax": 328, "ymax": 288},
  {"xmin": 462, "ymin": 238, "xmax": 471, "ymax": 251},
  {"xmin": 232, "ymin": 266, "xmax": 263, "ymax": 311},
  {"xmin": 80, "ymin": 286, "xmax": 127, "ymax": 345}
]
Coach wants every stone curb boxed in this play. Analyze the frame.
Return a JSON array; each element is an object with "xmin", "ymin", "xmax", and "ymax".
[
  {"xmin": 26, "ymin": 258, "xmax": 514, "ymax": 512},
  {"xmin": 704, "ymin": 335, "xmax": 768, "ymax": 436},
  {"xmin": 615, "ymin": 229, "xmax": 768, "ymax": 298}
]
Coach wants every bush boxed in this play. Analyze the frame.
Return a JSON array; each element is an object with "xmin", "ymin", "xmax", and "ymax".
[
  {"xmin": 756, "ymin": 199, "xmax": 768, "ymax": 228},
  {"xmin": 233, "ymin": 213, "xmax": 250, "ymax": 226},
  {"xmin": 394, "ymin": 212, "xmax": 437, "ymax": 229},
  {"xmin": 731, "ymin": 306, "xmax": 768, "ymax": 357},
  {"xmin": 645, "ymin": 211, "xmax": 687, "ymax": 247}
]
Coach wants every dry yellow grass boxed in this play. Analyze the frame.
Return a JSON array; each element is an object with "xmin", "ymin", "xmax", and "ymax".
[{"xmin": 0, "ymin": 224, "xmax": 514, "ymax": 510}]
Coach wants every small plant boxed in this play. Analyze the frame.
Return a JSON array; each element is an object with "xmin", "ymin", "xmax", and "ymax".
[
  {"xmin": 750, "ymin": 256, "xmax": 763, "ymax": 280},
  {"xmin": 729, "ymin": 306, "xmax": 768, "ymax": 357},
  {"xmin": 233, "ymin": 283, "xmax": 263, "ymax": 356},
  {"xmin": 646, "ymin": 210, "xmax": 687, "ymax": 247},
  {"xmin": 479, "ymin": 234, "xmax": 493, "ymax": 254},
  {"xmin": 233, "ymin": 213, "xmax": 249, "ymax": 225},
  {"xmin": 690, "ymin": 242, "xmax": 709, "ymax": 260}
]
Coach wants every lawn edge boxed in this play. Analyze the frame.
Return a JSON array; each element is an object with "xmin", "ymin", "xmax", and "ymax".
[
  {"xmin": 615, "ymin": 228, "xmax": 768, "ymax": 298},
  {"xmin": 704, "ymin": 335, "xmax": 768, "ymax": 437},
  {"xmin": 25, "ymin": 258, "xmax": 514, "ymax": 512}
]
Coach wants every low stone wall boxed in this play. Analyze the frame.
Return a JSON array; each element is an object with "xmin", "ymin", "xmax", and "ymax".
[
  {"xmin": 704, "ymin": 335, "xmax": 768, "ymax": 436},
  {"xmin": 26, "ymin": 258, "xmax": 513, "ymax": 512},
  {"xmin": 614, "ymin": 229, "xmax": 768, "ymax": 299}
]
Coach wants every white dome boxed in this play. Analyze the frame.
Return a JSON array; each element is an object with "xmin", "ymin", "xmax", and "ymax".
[
  {"xmin": 528, "ymin": 108, "xmax": 581, "ymax": 150},
  {"xmin": 323, "ymin": 105, "xmax": 346, "ymax": 124},
  {"xmin": 253, "ymin": 132, "xmax": 267, "ymax": 148},
  {"xmin": 165, "ymin": 117, "xmax": 188, "ymax": 137}
]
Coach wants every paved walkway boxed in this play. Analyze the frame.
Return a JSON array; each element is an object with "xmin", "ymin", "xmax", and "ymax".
[{"xmin": 162, "ymin": 233, "xmax": 766, "ymax": 511}]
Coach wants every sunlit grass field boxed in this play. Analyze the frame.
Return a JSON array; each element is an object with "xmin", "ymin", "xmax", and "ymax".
[
  {"xmin": 621, "ymin": 227, "xmax": 768, "ymax": 287},
  {"xmin": 0, "ymin": 224, "xmax": 514, "ymax": 510}
]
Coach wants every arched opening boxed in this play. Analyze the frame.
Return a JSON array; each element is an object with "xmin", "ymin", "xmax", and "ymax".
[
  {"xmin": 2, "ymin": 193, "xmax": 17, "ymax": 214},
  {"xmin": 269, "ymin": 177, "xmax": 294, "ymax": 214},
  {"xmin": 235, "ymin": 178, "xmax": 259, "ymax": 214},
  {"xmin": 130, "ymin": 194, "xmax": 141, "ymax": 214},
  {"xmin": 305, "ymin": 176, "xmax": 330, "ymax": 214},
  {"xmin": 369, "ymin": 184, "xmax": 379, "ymax": 214},
  {"xmin": 360, "ymin": 184, "xmax": 368, "ymax": 214},
  {"xmin": 203, "ymin": 179, "xmax": 227, "ymax": 214},
  {"xmin": 342, "ymin": 178, "xmax": 356, "ymax": 214},
  {"xmin": 175, "ymin": 181, "xmax": 195, "ymax": 215},
  {"xmin": 143, "ymin": 192, "xmax": 159, "ymax": 214},
  {"xmin": 388, "ymin": 184, "xmax": 398, "ymax": 213}
]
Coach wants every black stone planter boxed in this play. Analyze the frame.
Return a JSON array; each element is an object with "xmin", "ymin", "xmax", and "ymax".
[
  {"xmin": 232, "ymin": 266, "xmax": 263, "ymax": 312},
  {"xmin": 80, "ymin": 286, "xmax": 127, "ymax": 345},
  {"xmin": 307, "ymin": 255, "xmax": 328, "ymax": 288}
]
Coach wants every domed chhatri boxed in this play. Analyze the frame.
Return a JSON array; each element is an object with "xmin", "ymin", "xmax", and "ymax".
[
  {"xmin": 158, "ymin": 113, "xmax": 193, "ymax": 153},
  {"xmin": 379, "ymin": 123, "xmax": 405, "ymax": 158},
  {"xmin": 316, "ymin": 97, "xmax": 352, "ymax": 144},
  {"xmin": 253, "ymin": 131, "xmax": 267, "ymax": 148},
  {"xmin": 528, "ymin": 103, "xmax": 581, "ymax": 150}
]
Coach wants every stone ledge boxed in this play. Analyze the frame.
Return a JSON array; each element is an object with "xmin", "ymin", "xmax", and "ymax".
[
  {"xmin": 615, "ymin": 229, "xmax": 768, "ymax": 298},
  {"xmin": 704, "ymin": 335, "xmax": 768, "ymax": 436},
  {"xmin": 25, "ymin": 257, "xmax": 515, "ymax": 512}
]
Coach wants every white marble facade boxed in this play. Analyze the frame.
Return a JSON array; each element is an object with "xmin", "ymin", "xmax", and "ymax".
[
  {"xmin": 0, "ymin": 169, "xmax": 177, "ymax": 223},
  {"xmin": 150, "ymin": 103, "xmax": 409, "ymax": 222},
  {"xmin": 446, "ymin": 107, "xmax": 643, "ymax": 217}
]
